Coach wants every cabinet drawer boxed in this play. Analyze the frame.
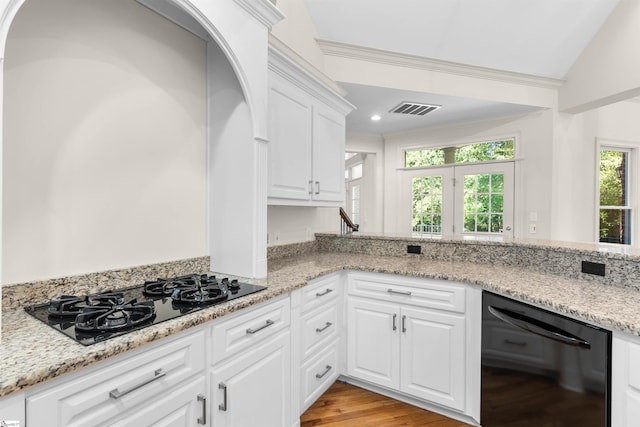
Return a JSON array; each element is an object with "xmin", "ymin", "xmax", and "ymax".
[
  {"xmin": 300, "ymin": 342, "xmax": 339, "ymax": 413},
  {"xmin": 27, "ymin": 330, "xmax": 205, "ymax": 427},
  {"xmin": 211, "ymin": 297, "xmax": 290, "ymax": 364},
  {"xmin": 301, "ymin": 273, "xmax": 340, "ymax": 314},
  {"xmin": 348, "ymin": 272, "xmax": 466, "ymax": 313},
  {"xmin": 300, "ymin": 302, "xmax": 339, "ymax": 360}
]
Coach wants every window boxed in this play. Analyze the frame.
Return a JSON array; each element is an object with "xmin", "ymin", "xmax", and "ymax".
[
  {"xmin": 401, "ymin": 141, "xmax": 515, "ymax": 239},
  {"xmin": 463, "ymin": 173, "xmax": 504, "ymax": 233},
  {"xmin": 412, "ymin": 176, "xmax": 442, "ymax": 234},
  {"xmin": 405, "ymin": 139, "xmax": 515, "ymax": 168},
  {"xmin": 351, "ymin": 184, "xmax": 361, "ymax": 225},
  {"xmin": 599, "ymin": 147, "xmax": 632, "ymax": 245}
]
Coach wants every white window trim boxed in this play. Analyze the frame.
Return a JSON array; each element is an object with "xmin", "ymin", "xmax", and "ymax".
[
  {"xmin": 595, "ymin": 138, "xmax": 639, "ymax": 246},
  {"xmin": 399, "ymin": 133, "xmax": 520, "ymax": 169}
]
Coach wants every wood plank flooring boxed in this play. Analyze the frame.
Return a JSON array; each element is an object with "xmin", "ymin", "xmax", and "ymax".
[{"xmin": 300, "ymin": 381, "xmax": 469, "ymax": 427}]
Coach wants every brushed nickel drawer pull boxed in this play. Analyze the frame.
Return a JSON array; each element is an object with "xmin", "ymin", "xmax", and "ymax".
[
  {"xmin": 246, "ymin": 319, "xmax": 275, "ymax": 334},
  {"xmin": 387, "ymin": 288, "xmax": 412, "ymax": 296},
  {"xmin": 315, "ymin": 365, "xmax": 332, "ymax": 379},
  {"xmin": 316, "ymin": 288, "xmax": 333, "ymax": 297},
  {"xmin": 219, "ymin": 382, "xmax": 228, "ymax": 411},
  {"xmin": 109, "ymin": 368, "xmax": 166, "ymax": 399},
  {"xmin": 316, "ymin": 322, "xmax": 332, "ymax": 333},
  {"xmin": 197, "ymin": 394, "xmax": 207, "ymax": 424}
]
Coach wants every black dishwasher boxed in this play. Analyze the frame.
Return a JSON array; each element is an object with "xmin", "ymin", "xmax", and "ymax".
[{"xmin": 481, "ymin": 291, "xmax": 611, "ymax": 427}]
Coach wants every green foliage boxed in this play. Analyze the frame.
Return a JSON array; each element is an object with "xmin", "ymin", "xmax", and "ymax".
[
  {"xmin": 412, "ymin": 176, "xmax": 442, "ymax": 233},
  {"xmin": 405, "ymin": 149, "xmax": 444, "ymax": 167},
  {"xmin": 599, "ymin": 150, "xmax": 627, "ymax": 243},
  {"xmin": 405, "ymin": 139, "xmax": 514, "ymax": 168},
  {"xmin": 455, "ymin": 140, "xmax": 514, "ymax": 163}
]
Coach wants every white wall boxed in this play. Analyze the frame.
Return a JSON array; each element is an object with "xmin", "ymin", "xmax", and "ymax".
[
  {"xmin": 551, "ymin": 99, "xmax": 640, "ymax": 243},
  {"xmin": 2, "ymin": 0, "xmax": 207, "ymax": 284},
  {"xmin": 267, "ymin": 205, "xmax": 338, "ymax": 245},
  {"xmin": 560, "ymin": 0, "xmax": 640, "ymax": 113},
  {"xmin": 270, "ymin": 0, "xmax": 325, "ymax": 72}
]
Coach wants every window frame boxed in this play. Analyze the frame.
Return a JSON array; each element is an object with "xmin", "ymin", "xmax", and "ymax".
[
  {"xmin": 595, "ymin": 139, "xmax": 638, "ymax": 246},
  {"xmin": 400, "ymin": 135, "xmax": 518, "ymax": 170}
]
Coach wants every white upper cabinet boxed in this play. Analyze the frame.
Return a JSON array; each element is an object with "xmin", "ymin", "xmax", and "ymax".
[{"xmin": 267, "ymin": 46, "xmax": 354, "ymax": 206}]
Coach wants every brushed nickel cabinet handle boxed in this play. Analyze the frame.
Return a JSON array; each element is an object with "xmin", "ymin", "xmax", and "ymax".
[
  {"xmin": 109, "ymin": 368, "xmax": 166, "ymax": 399},
  {"xmin": 402, "ymin": 315, "xmax": 407, "ymax": 333},
  {"xmin": 316, "ymin": 322, "xmax": 332, "ymax": 333},
  {"xmin": 387, "ymin": 288, "xmax": 411, "ymax": 296},
  {"xmin": 219, "ymin": 382, "xmax": 228, "ymax": 411},
  {"xmin": 316, "ymin": 288, "xmax": 333, "ymax": 297},
  {"xmin": 315, "ymin": 365, "xmax": 332, "ymax": 379},
  {"xmin": 308, "ymin": 180, "xmax": 313, "ymax": 195},
  {"xmin": 246, "ymin": 319, "xmax": 275, "ymax": 334},
  {"xmin": 315, "ymin": 181, "xmax": 320, "ymax": 195},
  {"xmin": 392, "ymin": 313, "xmax": 397, "ymax": 331},
  {"xmin": 197, "ymin": 394, "xmax": 207, "ymax": 424}
]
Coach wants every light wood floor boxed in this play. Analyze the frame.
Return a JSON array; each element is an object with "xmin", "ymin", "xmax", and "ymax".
[{"xmin": 300, "ymin": 381, "xmax": 469, "ymax": 427}]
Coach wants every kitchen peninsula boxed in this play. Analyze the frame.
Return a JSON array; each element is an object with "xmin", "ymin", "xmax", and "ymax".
[{"xmin": 1, "ymin": 234, "xmax": 640, "ymax": 425}]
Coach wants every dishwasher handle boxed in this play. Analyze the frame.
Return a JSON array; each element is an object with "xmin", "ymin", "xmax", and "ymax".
[{"xmin": 488, "ymin": 305, "xmax": 591, "ymax": 349}]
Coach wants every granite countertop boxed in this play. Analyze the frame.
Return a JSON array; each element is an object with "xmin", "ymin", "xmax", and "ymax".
[{"xmin": 2, "ymin": 251, "xmax": 640, "ymax": 399}]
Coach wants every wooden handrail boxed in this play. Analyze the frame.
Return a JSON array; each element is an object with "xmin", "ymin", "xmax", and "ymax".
[{"xmin": 340, "ymin": 207, "xmax": 359, "ymax": 234}]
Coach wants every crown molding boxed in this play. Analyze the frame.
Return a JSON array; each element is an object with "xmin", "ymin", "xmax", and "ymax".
[
  {"xmin": 317, "ymin": 39, "xmax": 565, "ymax": 90},
  {"xmin": 269, "ymin": 36, "xmax": 354, "ymax": 114},
  {"xmin": 233, "ymin": 0, "xmax": 284, "ymax": 29}
]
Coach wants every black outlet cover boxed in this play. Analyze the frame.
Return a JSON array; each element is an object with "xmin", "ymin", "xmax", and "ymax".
[
  {"xmin": 582, "ymin": 261, "xmax": 606, "ymax": 276},
  {"xmin": 407, "ymin": 245, "xmax": 422, "ymax": 254}
]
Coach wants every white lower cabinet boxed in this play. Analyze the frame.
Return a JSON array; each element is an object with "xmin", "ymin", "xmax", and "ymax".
[
  {"xmin": 209, "ymin": 296, "xmax": 292, "ymax": 427},
  {"xmin": 612, "ymin": 332, "xmax": 640, "ymax": 427},
  {"xmin": 0, "ymin": 392, "xmax": 25, "ymax": 426},
  {"xmin": 400, "ymin": 305, "xmax": 465, "ymax": 409},
  {"xmin": 26, "ymin": 329, "xmax": 206, "ymax": 427},
  {"xmin": 345, "ymin": 271, "xmax": 480, "ymax": 421},
  {"xmin": 347, "ymin": 297, "xmax": 466, "ymax": 410},
  {"xmin": 292, "ymin": 273, "xmax": 343, "ymax": 415},
  {"xmin": 210, "ymin": 330, "xmax": 291, "ymax": 427},
  {"xmin": 109, "ymin": 377, "xmax": 206, "ymax": 427}
]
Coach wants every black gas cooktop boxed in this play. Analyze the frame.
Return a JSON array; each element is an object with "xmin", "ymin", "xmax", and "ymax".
[{"xmin": 25, "ymin": 274, "xmax": 266, "ymax": 346}]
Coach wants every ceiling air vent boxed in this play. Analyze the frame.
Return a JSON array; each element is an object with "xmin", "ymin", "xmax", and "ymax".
[{"xmin": 389, "ymin": 102, "xmax": 441, "ymax": 116}]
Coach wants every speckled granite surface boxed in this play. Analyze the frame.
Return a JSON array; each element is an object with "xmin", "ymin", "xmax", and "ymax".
[{"xmin": 2, "ymin": 237, "xmax": 640, "ymax": 400}]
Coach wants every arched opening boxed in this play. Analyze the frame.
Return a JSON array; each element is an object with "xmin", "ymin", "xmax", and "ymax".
[{"xmin": 0, "ymin": 0, "xmax": 260, "ymax": 284}]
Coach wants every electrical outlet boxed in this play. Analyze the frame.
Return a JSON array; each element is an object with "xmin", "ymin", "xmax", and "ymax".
[
  {"xmin": 407, "ymin": 245, "xmax": 422, "ymax": 254},
  {"xmin": 582, "ymin": 261, "xmax": 605, "ymax": 276},
  {"xmin": 529, "ymin": 223, "xmax": 537, "ymax": 234}
]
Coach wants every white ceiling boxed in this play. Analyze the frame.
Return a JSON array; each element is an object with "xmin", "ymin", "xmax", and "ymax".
[{"xmin": 302, "ymin": 0, "xmax": 621, "ymax": 135}]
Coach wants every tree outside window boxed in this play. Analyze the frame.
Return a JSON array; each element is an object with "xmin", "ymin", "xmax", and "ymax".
[{"xmin": 599, "ymin": 149, "xmax": 631, "ymax": 244}]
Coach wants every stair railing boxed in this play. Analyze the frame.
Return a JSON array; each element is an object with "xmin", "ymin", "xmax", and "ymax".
[{"xmin": 340, "ymin": 207, "xmax": 359, "ymax": 235}]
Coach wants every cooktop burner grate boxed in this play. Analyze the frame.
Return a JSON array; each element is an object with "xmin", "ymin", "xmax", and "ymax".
[{"xmin": 25, "ymin": 274, "xmax": 266, "ymax": 346}]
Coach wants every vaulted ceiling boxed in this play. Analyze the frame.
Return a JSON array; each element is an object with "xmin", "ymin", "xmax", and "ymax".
[{"xmin": 302, "ymin": 0, "xmax": 621, "ymax": 134}]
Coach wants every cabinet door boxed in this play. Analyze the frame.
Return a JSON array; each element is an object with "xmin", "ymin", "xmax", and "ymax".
[
  {"xmin": 347, "ymin": 297, "xmax": 400, "ymax": 389},
  {"xmin": 211, "ymin": 330, "xmax": 291, "ymax": 427},
  {"xmin": 268, "ymin": 76, "xmax": 313, "ymax": 201},
  {"xmin": 312, "ymin": 104, "xmax": 345, "ymax": 203},
  {"xmin": 109, "ymin": 377, "xmax": 206, "ymax": 427},
  {"xmin": 612, "ymin": 335, "xmax": 640, "ymax": 427},
  {"xmin": 400, "ymin": 306, "xmax": 466, "ymax": 411}
]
